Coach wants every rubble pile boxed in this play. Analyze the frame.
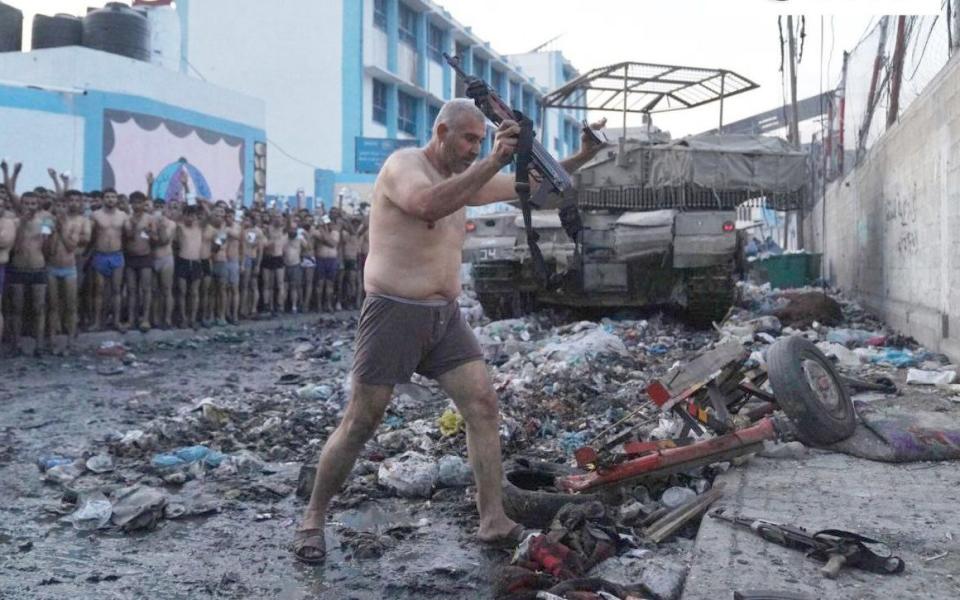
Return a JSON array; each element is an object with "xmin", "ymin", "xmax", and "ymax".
[{"xmin": 25, "ymin": 283, "xmax": 960, "ymax": 599}]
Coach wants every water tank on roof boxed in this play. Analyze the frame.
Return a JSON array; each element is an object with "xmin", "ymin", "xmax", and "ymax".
[
  {"xmin": 0, "ymin": 2, "xmax": 23, "ymax": 53},
  {"xmin": 82, "ymin": 2, "xmax": 150, "ymax": 61},
  {"xmin": 32, "ymin": 14, "xmax": 83, "ymax": 50}
]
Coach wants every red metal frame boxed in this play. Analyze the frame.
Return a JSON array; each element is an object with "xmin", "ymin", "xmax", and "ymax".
[{"xmin": 557, "ymin": 418, "xmax": 780, "ymax": 493}]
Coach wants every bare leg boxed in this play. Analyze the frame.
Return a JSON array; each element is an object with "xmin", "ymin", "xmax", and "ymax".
[
  {"xmin": 31, "ymin": 283, "xmax": 47, "ymax": 354},
  {"xmin": 262, "ymin": 269, "xmax": 274, "ymax": 313},
  {"xmin": 176, "ymin": 277, "xmax": 188, "ymax": 327},
  {"xmin": 110, "ymin": 266, "xmax": 124, "ymax": 331},
  {"xmin": 229, "ymin": 280, "xmax": 240, "ymax": 322},
  {"xmin": 125, "ymin": 267, "xmax": 137, "ymax": 329},
  {"xmin": 92, "ymin": 273, "xmax": 105, "ymax": 331},
  {"xmin": 303, "ymin": 267, "xmax": 314, "ymax": 312},
  {"xmin": 276, "ymin": 270, "xmax": 287, "ymax": 314},
  {"xmin": 251, "ymin": 270, "xmax": 261, "ymax": 314},
  {"xmin": 138, "ymin": 267, "xmax": 152, "ymax": 330},
  {"xmin": 47, "ymin": 274, "xmax": 62, "ymax": 341},
  {"xmin": 436, "ymin": 360, "xmax": 518, "ymax": 541},
  {"xmin": 299, "ymin": 379, "xmax": 394, "ymax": 533},
  {"xmin": 10, "ymin": 284, "xmax": 25, "ymax": 353},
  {"xmin": 217, "ymin": 276, "xmax": 227, "ymax": 321},
  {"xmin": 63, "ymin": 276, "xmax": 79, "ymax": 347},
  {"xmin": 160, "ymin": 266, "xmax": 174, "ymax": 328},
  {"xmin": 188, "ymin": 279, "xmax": 201, "ymax": 328},
  {"xmin": 289, "ymin": 274, "xmax": 300, "ymax": 313}
]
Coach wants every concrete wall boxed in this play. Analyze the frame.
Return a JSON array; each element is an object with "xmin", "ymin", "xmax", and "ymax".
[
  {"xmin": 812, "ymin": 55, "xmax": 960, "ymax": 361},
  {"xmin": 0, "ymin": 47, "xmax": 264, "ymax": 199}
]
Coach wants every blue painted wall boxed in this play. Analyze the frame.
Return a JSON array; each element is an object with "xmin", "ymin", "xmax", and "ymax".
[
  {"xmin": 341, "ymin": 0, "xmax": 365, "ymax": 174},
  {"xmin": 0, "ymin": 83, "xmax": 264, "ymax": 200}
]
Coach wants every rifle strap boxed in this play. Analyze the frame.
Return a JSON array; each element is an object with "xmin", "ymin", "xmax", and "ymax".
[
  {"xmin": 811, "ymin": 529, "xmax": 906, "ymax": 575},
  {"xmin": 513, "ymin": 110, "xmax": 560, "ymax": 289}
]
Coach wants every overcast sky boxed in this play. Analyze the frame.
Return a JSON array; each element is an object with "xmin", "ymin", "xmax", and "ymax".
[{"xmin": 11, "ymin": 0, "xmax": 946, "ymax": 138}]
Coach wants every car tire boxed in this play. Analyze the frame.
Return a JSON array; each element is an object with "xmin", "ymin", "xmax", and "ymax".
[
  {"xmin": 502, "ymin": 457, "xmax": 603, "ymax": 528},
  {"xmin": 767, "ymin": 336, "xmax": 856, "ymax": 445}
]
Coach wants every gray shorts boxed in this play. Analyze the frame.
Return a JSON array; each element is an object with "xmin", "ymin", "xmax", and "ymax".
[
  {"xmin": 285, "ymin": 264, "xmax": 302, "ymax": 285},
  {"xmin": 352, "ymin": 294, "xmax": 483, "ymax": 385}
]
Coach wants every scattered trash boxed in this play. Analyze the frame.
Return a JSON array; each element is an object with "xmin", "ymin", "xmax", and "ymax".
[
  {"xmin": 906, "ymin": 369, "xmax": 957, "ymax": 386},
  {"xmin": 85, "ymin": 454, "xmax": 115, "ymax": 474},
  {"xmin": 437, "ymin": 455, "xmax": 473, "ymax": 487},
  {"xmin": 377, "ymin": 451, "xmax": 438, "ymax": 498},
  {"xmin": 37, "ymin": 456, "xmax": 73, "ymax": 472},
  {"xmin": 66, "ymin": 492, "xmax": 112, "ymax": 531},
  {"xmin": 151, "ymin": 446, "xmax": 224, "ymax": 469},
  {"xmin": 660, "ymin": 486, "xmax": 697, "ymax": 509},
  {"xmin": 110, "ymin": 485, "xmax": 167, "ymax": 531},
  {"xmin": 296, "ymin": 383, "xmax": 333, "ymax": 400},
  {"xmin": 437, "ymin": 408, "xmax": 465, "ymax": 437}
]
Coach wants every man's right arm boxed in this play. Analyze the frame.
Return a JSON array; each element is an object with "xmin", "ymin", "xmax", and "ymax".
[{"xmin": 385, "ymin": 121, "xmax": 518, "ymax": 222}]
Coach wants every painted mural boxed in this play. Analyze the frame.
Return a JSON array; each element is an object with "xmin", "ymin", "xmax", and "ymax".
[{"xmin": 103, "ymin": 110, "xmax": 245, "ymax": 202}]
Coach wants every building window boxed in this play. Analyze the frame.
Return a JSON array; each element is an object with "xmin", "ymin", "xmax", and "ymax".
[
  {"xmin": 398, "ymin": 90, "xmax": 418, "ymax": 135},
  {"xmin": 427, "ymin": 23, "xmax": 444, "ymax": 63},
  {"xmin": 474, "ymin": 56, "xmax": 488, "ymax": 79},
  {"xmin": 399, "ymin": 3, "xmax": 418, "ymax": 47},
  {"xmin": 373, "ymin": 79, "xmax": 387, "ymax": 125},
  {"xmin": 428, "ymin": 104, "xmax": 441, "ymax": 130},
  {"xmin": 491, "ymin": 70, "xmax": 504, "ymax": 96},
  {"xmin": 373, "ymin": 0, "xmax": 387, "ymax": 31},
  {"xmin": 509, "ymin": 81, "xmax": 520, "ymax": 109}
]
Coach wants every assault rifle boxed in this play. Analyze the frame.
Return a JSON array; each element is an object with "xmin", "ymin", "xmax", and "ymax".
[
  {"xmin": 709, "ymin": 509, "xmax": 905, "ymax": 579},
  {"xmin": 444, "ymin": 53, "xmax": 603, "ymax": 289}
]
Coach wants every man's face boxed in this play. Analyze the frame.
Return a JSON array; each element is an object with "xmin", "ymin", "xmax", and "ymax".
[
  {"xmin": 67, "ymin": 193, "xmax": 84, "ymax": 214},
  {"xmin": 329, "ymin": 208, "xmax": 341, "ymax": 223},
  {"xmin": 211, "ymin": 206, "xmax": 225, "ymax": 225},
  {"xmin": 21, "ymin": 195, "xmax": 38, "ymax": 215},
  {"xmin": 131, "ymin": 198, "xmax": 145, "ymax": 215},
  {"xmin": 103, "ymin": 191, "xmax": 118, "ymax": 209},
  {"xmin": 440, "ymin": 115, "xmax": 485, "ymax": 174}
]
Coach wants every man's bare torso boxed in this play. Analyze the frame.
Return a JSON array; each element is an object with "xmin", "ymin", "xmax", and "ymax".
[
  {"xmin": 0, "ymin": 214, "xmax": 17, "ymax": 264},
  {"xmin": 365, "ymin": 149, "xmax": 466, "ymax": 301},
  {"xmin": 49, "ymin": 216, "xmax": 84, "ymax": 268},
  {"xmin": 92, "ymin": 209, "xmax": 127, "ymax": 253}
]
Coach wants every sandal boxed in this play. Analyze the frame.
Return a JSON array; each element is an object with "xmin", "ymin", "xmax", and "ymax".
[
  {"xmin": 292, "ymin": 528, "xmax": 326, "ymax": 564},
  {"xmin": 481, "ymin": 523, "xmax": 539, "ymax": 549}
]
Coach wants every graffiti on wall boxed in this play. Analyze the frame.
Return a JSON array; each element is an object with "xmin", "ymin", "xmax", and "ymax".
[{"xmin": 103, "ymin": 110, "xmax": 245, "ymax": 202}]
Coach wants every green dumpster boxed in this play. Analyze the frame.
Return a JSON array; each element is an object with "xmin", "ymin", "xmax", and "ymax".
[{"xmin": 753, "ymin": 253, "xmax": 822, "ymax": 289}]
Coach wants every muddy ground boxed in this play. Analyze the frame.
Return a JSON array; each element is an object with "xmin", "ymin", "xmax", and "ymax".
[{"xmin": 0, "ymin": 315, "xmax": 507, "ymax": 599}]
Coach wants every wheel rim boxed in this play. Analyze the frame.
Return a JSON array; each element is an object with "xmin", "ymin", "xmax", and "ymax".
[{"xmin": 801, "ymin": 358, "xmax": 844, "ymax": 414}]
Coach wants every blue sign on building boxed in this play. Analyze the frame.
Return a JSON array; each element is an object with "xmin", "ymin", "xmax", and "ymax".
[{"xmin": 355, "ymin": 137, "xmax": 418, "ymax": 174}]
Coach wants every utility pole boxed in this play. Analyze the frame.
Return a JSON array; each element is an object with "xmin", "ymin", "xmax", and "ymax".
[
  {"xmin": 786, "ymin": 16, "xmax": 803, "ymax": 248},
  {"xmin": 887, "ymin": 16, "xmax": 908, "ymax": 127},
  {"xmin": 786, "ymin": 16, "xmax": 801, "ymax": 149}
]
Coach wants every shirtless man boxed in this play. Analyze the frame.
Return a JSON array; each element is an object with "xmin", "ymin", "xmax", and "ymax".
[
  {"xmin": 357, "ymin": 211, "xmax": 370, "ymax": 306},
  {"xmin": 73, "ymin": 192, "xmax": 93, "ymax": 330},
  {"xmin": 0, "ymin": 188, "xmax": 18, "ymax": 352},
  {"xmin": 340, "ymin": 217, "xmax": 363, "ymax": 309},
  {"xmin": 282, "ymin": 220, "xmax": 306, "ymax": 313},
  {"xmin": 261, "ymin": 211, "xmax": 286, "ymax": 316},
  {"xmin": 9, "ymin": 192, "xmax": 50, "ymax": 355},
  {"xmin": 223, "ymin": 206, "xmax": 243, "ymax": 323},
  {"xmin": 299, "ymin": 215, "xmax": 316, "ymax": 312},
  {"xmin": 240, "ymin": 212, "xmax": 263, "ymax": 318},
  {"xmin": 44, "ymin": 192, "xmax": 84, "ymax": 353},
  {"xmin": 174, "ymin": 205, "xmax": 205, "ymax": 328},
  {"xmin": 293, "ymin": 100, "xmax": 605, "ymax": 562},
  {"xmin": 208, "ymin": 203, "xmax": 232, "ymax": 325},
  {"xmin": 90, "ymin": 189, "xmax": 128, "ymax": 331},
  {"xmin": 198, "ymin": 203, "xmax": 217, "ymax": 326},
  {"xmin": 122, "ymin": 191, "xmax": 154, "ymax": 332},
  {"xmin": 150, "ymin": 200, "xmax": 178, "ymax": 329},
  {"xmin": 313, "ymin": 209, "xmax": 340, "ymax": 312}
]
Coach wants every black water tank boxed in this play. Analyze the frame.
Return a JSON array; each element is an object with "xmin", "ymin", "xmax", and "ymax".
[
  {"xmin": 82, "ymin": 2, "xmax": 150, "ymax": 61},
  {"xmin": 32, "ymin": 14, "xmax": 82, "ymax": 50},
  {"xmin": 0, "ymin": 1, "xmax": 23, "ymax": 53}
]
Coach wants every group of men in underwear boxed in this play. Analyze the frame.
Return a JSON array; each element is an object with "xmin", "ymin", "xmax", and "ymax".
[{"xmin": 0, "ymin": 160, "xmax": 367, "ymax": 356}]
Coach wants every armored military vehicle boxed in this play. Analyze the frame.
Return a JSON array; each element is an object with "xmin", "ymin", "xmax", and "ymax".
[{"xmin": 464, "ymin": 132, "xmax": 808, "ymax": 323}]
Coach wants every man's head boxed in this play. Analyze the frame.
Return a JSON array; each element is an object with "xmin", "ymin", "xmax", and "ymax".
[
  {"xmin": 130, "ymin": 191, "xmax": 148, "ymax": 215},
  {"xmin": 66, "ymin": 189, "xmax": 84, "ymax": 215},
  {"xmin": 164, "ymin": 200, "xmax": 181, "ymax": 221},
  {"xmin": 102, "ymin": 188, "xmax": 118, "ymax": 210},
  {"xmin": 210, "ymin": 203, "xmax": 226, "ymax": 226},
  {"xmin": 20, "ymin": 191, "xmax": 39, "ymax": 216},
  {"xmin": 182, "ymin": 205, "xmax": 199, "ymax": 226},
  {"xmin": 433, "ymin": 99, "xmax": 486, "ymax": 174}
]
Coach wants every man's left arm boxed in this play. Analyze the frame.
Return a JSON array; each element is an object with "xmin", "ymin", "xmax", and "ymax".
[{"xmin": 469, "ymin": 119, "xmax": 607, "ymax": 206}]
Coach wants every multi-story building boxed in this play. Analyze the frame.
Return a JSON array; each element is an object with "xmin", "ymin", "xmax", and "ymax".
[{"xmin": 178, "ymin": 0, "xmax": 585, "ymax": 209}]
